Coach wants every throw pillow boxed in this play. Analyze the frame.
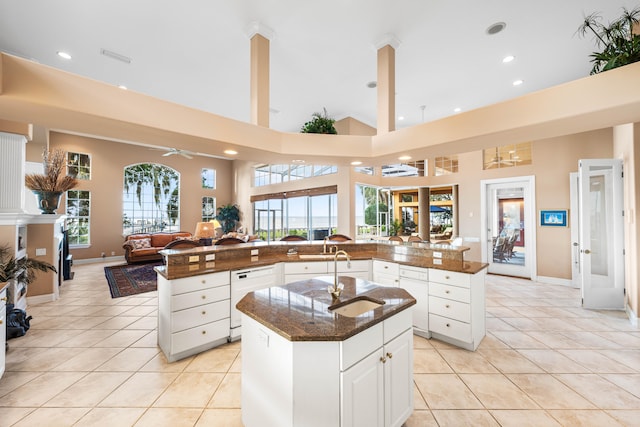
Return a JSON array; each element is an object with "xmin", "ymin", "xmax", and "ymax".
[{"xmin": 131, "ymin": 238, "xmax": 151, "ymax": 249}]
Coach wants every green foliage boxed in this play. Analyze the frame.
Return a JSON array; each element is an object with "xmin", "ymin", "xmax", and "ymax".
[
  {"xmin": 365, "ymin": 203, "xmax": 388, "ymax": 225},
  {"xmin": 216, "ymin": 204, "xmax": 241, "ymax": 233},
  {"xmin": 0, "ymin": 245, "xmax": 56, "ymax": 286},
  {"xmin": 578, "ymin": 6, "xmax": 640, "ymax": 74},
  {"xmin": 390, "ymin": 219, "xmax": 403, "ymax": 236},
  {"xmin": 300, "ymin": 108, "xmax": 338, "ymax": 134}
]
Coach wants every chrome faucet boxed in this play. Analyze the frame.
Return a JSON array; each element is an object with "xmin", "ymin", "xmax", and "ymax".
[{"xmin": 329, "ymin": 250, "xmax": 351, "ymax": 298}]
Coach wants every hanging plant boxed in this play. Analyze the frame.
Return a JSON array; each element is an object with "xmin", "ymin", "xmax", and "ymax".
[
  {"xmin": 300, "ymin": 107, "xmax": 338, "ymax": 134},
  {"xmin": 577, "ymin": 6, "xmax": 640, "ymax": 75}
]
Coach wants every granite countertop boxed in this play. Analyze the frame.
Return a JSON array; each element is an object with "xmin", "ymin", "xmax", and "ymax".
[{"xmin": 236, "ymin": 276, "xmax": 416, "ymax": 342}]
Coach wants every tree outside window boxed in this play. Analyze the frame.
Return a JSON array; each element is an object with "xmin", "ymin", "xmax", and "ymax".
[
  {"xmin": 66, "ymin": 190, "xmax": 90, "ymax": 245},
  {"xmin": 123, "ymin": 163, "xmax": 180, "ymax": 235}
]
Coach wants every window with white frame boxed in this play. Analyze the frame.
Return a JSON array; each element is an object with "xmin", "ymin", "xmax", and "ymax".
[
  {"xmin": 435, "ymin": 155, "xmax": 458, "ymax": 176},
  {"xmin": 201, "ymin": 168, "xmax": 216, "ymax": 189},
  {"xmin": 67, "ymin": 152, "xmax": 91, "ymax": 180},
  {"xmin": 202, "ymin": 197, "xmax": 216, "ymax": 221},
  {"xmin": 66, "ymin": 190, "xmax": 90, "ymax": 245},
  {"xmin": 254, "ymin": 163, "xmax": 337, "ymax": 187},
  {"xmin": 122, "ymin": 163, "xmax": 180, "ymax": 235}
]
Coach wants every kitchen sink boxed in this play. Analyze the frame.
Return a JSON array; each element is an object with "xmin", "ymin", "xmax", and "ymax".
[
  {"xmin": 329, "ymin": 296, "xmax": 384, "ymax": 317},
  {"xmin": 298, "ymin": 254, "xmax": 335, "ymax": 260}
]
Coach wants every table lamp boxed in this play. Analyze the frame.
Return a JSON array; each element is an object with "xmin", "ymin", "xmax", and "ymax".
[
  {"xmin": 194, "ymin": 222, "xmax": 216, "ymax": 246},
  {"xmin": 209, "ymin": 219, "xmax": 222, "ymax": 238}
]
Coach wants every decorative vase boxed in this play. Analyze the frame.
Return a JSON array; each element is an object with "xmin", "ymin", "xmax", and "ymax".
[{"xmin": 32, "ymin": 191, "xmax": 63, "ymax": 214}]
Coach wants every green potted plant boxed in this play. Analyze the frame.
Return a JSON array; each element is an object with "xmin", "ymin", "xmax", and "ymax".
[
  {"xmin": 0, "ymin": 244, "xmax": 56, "ymax": 287},
  {"xmin": 578, "ymin": 6, "xmax": 640, "ymax": 74},
  {"xmin": 300, "ymin": 107, "xmax": 338, "ymax": 134},
  {"xmin": 215, "ymin": 204, "xmax": 241, "ymax": 234},
  {"xmin": 24, "ymin": 148, "xmax": 79, "ymax": 214}
]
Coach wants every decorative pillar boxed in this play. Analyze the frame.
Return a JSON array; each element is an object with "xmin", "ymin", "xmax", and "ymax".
[
  {"xmin": 418, "ymin": 187, "xmax": 430, "ymax": 241},
  {"xmin": 248, "ymin": 23, "xmax": 274, "ymax": 128},
  {"xmin": 376, "ymin": 34, "xmax": 400, "ymax": 134},
  {"xmin": 0, "ymin": 132, "xmax": 28, "ymax": 213}
]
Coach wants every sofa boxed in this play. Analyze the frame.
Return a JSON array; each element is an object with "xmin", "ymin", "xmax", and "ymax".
[{"xmin": 123, "ymin": 231, "xmax": 194, "ymax": 263}]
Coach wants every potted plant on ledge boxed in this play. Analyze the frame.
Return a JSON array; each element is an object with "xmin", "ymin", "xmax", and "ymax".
[
  {"xmin": 300, "ymin": 107, "xmax": 338, "ymax": 134},
  {"xmin": 24, "ymin": 149, "xmax": 79, "ymax": 214},
  {"xmin": 578, "ymin": 6, "xmax": 640, "ymax": 74}
]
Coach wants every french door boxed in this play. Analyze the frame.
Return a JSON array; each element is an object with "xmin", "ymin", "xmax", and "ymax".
[
  {"xmin": 578, "ymin": 159, "xmax": 624, "ymax": 309},
  {"xmin": 481, "ymin": 176, "xmax": 536, "ymax": 279}
]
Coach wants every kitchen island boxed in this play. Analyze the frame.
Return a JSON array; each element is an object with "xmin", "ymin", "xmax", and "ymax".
[{"xmin": 236, "ymin": 276, "xmax": 416, "ymax": 427}]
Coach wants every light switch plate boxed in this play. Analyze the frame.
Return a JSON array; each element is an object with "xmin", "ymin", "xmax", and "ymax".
[{"xmin": 35, "ymin": 248, "xmax": 46, "ymax": 256}]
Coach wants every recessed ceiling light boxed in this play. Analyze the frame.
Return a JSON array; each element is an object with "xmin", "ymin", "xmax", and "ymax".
[
  {"xmin": 502, "ymin": 55, "xmax": 515, "ymax": 63},
  {"xmin": 351, "ymin": 161, "xmax": 362, "ymax": 166},
  {"xmin": 118, "ymin": 85, "xmax": 127, "ymax": 90},
  {"xmin": 453, "ymin": 107, "xmax": 462, "ymax": 113},
  {"xmin": 513, "ymin": 79, "xmax": 524, "ymax": 86},
  {"xmin": 486, "ymin": 22, "xmax": 506, "ymax": 35},
  {"xmin": 292, "ymin": 159, "xmax": 306, "ymax": 163},
  {"xmin": 366, "ymin": 81, "xmax": 377, "ymax": 89},
  {"xmin": 398, "ymin": 155, "xmax": 412, "ymax": 161},
  {"xmin": 224, "ymin": 149, "xmax": 238, "ymax": 155},
  {"xmin": 398, "ymin": 116, "xmax": 404, "ymax": 121},
  {"xmin": 57, "ymin": 51, "xmax": 71, "ymax": 60}
]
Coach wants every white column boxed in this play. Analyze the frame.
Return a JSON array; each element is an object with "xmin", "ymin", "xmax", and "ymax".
[{"xmin": 0, "ymin": 132, "xmax": 27, "ymax": 213}]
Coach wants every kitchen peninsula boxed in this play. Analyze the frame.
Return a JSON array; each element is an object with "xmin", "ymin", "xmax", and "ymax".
[
  {"xmin": 156, "ymin": 240, "xmax": 488, "ymax": 362},
  {"xmin": 237, "ymin": 276, "xmax": 416, "ymax": 427}
]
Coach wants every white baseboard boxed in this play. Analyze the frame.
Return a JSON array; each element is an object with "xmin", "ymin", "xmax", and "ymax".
[
  {"xmin": 27, "ymin": 293, "xmax": 58, "ymax": 306},
  {"xmin": 74, "ymin": 255, "xmax": 125, "ymax": 265},
  {"xmin": 535, "ymin": 275, "xmax": 574, "ymax": 287}
]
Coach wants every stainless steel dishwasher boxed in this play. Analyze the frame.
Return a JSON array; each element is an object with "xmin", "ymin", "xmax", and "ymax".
[{"xmin": 230, "ymin": 265, "xmax": 276, "ymax": 340}]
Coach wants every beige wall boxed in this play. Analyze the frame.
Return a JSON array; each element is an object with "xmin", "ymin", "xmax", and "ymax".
[
  {"xmin": 334, "ymin": 117, "xmax": 377, "ymax": 136},
  {"xmin": 49, "ymin": 132, "xmax": 234, "ymax": 260}
]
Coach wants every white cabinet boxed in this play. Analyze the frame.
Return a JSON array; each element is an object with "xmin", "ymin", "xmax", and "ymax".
[
  {"xmin": 428, "ymin": 268, "xmax": 485, "ymax": 351},
  {"xmin": 283, "ymin": 260, "xmax": 371, "ymax": 283},
  {"xmin": 283, "ymin": 261, "xmax": 327, "ymax": 283},
  {"xmin": 241, "ymin": 308, "xmax": 413, "ymax": 427},
  {"xmin": 342, "ymin": 325, "xmax": 414, "ymax": 427},
  {"xmin": 0, "ymin": 287, "xmax": 6, "ymax": 379},
  {"xmin": 399, "ymin": 265, "xmax": 430, "ymax": 338},
  {"xmin": 372, "ymin": 260, "xmax": 399, "ymax": 287},
  {"xmin": 157, "ymin": 271, "xmax": 231, "ymax": 362}
]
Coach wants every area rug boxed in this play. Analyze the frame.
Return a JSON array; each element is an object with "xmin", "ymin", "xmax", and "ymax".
[{"xmin": 104, "ymin": 261, "xmax": 163, "ymax": 298}]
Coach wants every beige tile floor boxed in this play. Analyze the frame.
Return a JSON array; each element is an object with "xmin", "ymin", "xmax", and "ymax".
[{"xmin": 1, "ymin": 262, "xmax": 639, "ymax": 427}]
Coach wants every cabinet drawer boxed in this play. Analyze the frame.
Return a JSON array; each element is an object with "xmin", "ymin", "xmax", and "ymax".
[
  {"xmin": 337, "ymin": 259, "xmax": 370, "ymax": 273},
  {"xmin": 373, "ymin": 260, "xmax": 399, "ymax": 275},
  {"xmin": 429, "ymin": 296, "xmax": 470, "ymax": 323},
  {"xmin": 171, "ymin": 318, "xmax": 230, "ymax": 354},
  {"xmin": 170, "ymin": 271, "xmax": 230, "ymax": 295},
  {"xmin": 429, "ymin": 313, "xmax": 472, "ymax": 342},
  {"xmin": 284, "ymin": 262, "xmax": 327, "ymax": 275},
  {"xmin": 383, "ymin": 308, "xmax": 412, "ymax": 344},
  {"xmin": 372, "ymin": 272, "xmax": 399, "ymax": 287},
  {"xmin": 399, "ymin": 265, "xmax": 428, "ymax": 281},
  {"xmin": 428, "ymin": 269, "xmax": 471, "ymax": 288},
  {"xmin": 429, "ymin": 282, "xmax": 470, "ymax": 303},
  {"xmin": 172, "ymin": 284, "xmax": 230, "ymax": 312},
  {"xmin": 172, "ymin": 300, "xmax": 230, "ymax": 333},
  {"xmin": 340, "ymin": 322, "xmax": 383, "ymax": 371}
]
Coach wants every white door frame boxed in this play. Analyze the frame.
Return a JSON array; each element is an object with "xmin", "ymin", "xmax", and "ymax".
[{"xmin": 480, "ymin": 176, "xmax": 537, "ymax": 280}]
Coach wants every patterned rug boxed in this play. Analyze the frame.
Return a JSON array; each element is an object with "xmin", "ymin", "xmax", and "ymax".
[{"xmin": 104, "ymin": 261, "xmax": 162, "ymax": 298}]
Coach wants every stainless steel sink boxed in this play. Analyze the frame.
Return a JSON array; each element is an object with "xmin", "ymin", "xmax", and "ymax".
[{"xmin": 329, "ymin": 296, "xmax": 384, "ymax": 317}]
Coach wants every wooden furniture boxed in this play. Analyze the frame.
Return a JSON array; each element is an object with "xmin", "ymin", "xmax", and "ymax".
[
  {"xmin": 327, "ymin": 234, "xmax": 352, "ymax": 241},
  {"xmin": 123, "ymin": 231, "xmax": 193, "ymax": 263},
  {"xmin": 280, "ymin": 235, "xmax": 307, "ymax": 241},
  {"xmin": 215, "ymin": 237, "xmax": 245, "ymax": 245},
  {"xmin": 388, "ymin": 235, "xmax": 404, "ymax": 242},
  {"xmin": 407, "ymin": 236, "xmax": 423, "ymax": 242}
]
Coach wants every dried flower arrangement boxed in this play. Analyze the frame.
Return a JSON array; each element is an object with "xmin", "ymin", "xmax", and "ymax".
[{"xmin": 25, "ymin": 148, "xmax": 79, "ymax": 192}]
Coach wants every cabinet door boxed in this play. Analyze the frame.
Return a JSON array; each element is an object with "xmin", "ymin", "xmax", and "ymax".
[
  {"xmin": 398, "ymin": 278, "xmax": 428, "ymax": 331},
  {"xmin": 341, "ymin": 348, "xmax": 384, "ymax": 427},
  {"xmin": 384, "ymin": 329, "xmax": 414, "ymax": 427}
]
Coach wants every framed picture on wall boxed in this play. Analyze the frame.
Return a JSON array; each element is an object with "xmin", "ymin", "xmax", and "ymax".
[{"xmin": 540, "ymin": 209, "xmax": 568, "ymax": 227}]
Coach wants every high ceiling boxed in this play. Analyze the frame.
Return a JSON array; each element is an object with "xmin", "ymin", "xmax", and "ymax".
[{"xmin": 0, "ymin": 0, "xmax": 638, "ymax": 134}]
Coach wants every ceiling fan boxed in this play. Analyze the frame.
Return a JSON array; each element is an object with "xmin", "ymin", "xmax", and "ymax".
[
  {"xmin": 158, "ymin": 147, "xmax": 194, "ymax": 159},
  {"xmin": 485, "ymin": 147, "xmax": 520, "ymax": 168}
]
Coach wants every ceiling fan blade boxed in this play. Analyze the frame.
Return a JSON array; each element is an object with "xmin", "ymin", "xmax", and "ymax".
[
  {"xmin": 180, "ymin": 152, "xmax": 193, "ymax": 159},
  {"xmin": 162, "ymin": 151, "xmax": 174, "ymax": 157}
]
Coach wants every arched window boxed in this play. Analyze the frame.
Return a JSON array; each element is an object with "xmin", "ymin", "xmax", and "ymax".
[{"xmin": 122, "ymin": 163, "xmax": 180, "ymax": 235}]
